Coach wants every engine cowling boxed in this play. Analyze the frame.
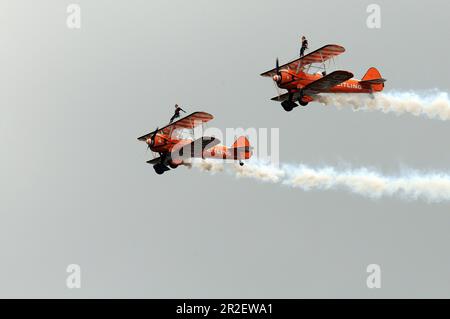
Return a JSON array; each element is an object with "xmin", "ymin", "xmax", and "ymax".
[
  {"xmin": 273, "ymin": 71, "xmax": 293, "ymax": 85},
  {"xmin": 146, "ymin": 134, "xmax": 164, "ymax": 149}
]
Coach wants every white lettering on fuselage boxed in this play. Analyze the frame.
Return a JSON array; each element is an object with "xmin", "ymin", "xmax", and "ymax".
[{"xmin": 337, "ymin": 82, "xmax": 362, "ymax": 89}]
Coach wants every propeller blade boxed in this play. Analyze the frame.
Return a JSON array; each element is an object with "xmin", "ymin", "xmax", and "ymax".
[
  {"xmin": 271, "ymin": 58, "xmax": 281, "ymax": 98},
  {"xmin": 147, "ymin": 127, "xmax": 158, "ymax": 148}
]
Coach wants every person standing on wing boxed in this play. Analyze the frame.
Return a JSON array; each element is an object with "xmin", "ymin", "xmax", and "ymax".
[
  {"xmin": 300, "ymin": 36, "xmax": 308, "ymax": 57},
  {"xmin": 169, "ymin": 104, "xmax": 186, "ymax": 123}
]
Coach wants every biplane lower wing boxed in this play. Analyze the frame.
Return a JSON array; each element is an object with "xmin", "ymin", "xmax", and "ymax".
[
  {"xmin": 171, "ymin": 136, "xmax": 220, "ymax": 158},
  {"xmin": 271, "ymin": 92, "xmax": 299, "ymax": 102},
  {"xmin": 271, "ymin": 91, "xmax": 319, "ymax": 103},
  {"xmin": 146, "ymin": 157, "xmax": 162, "ymax": 165},
  {"xmin": 137, "ymin": 111, "xmax": 214, "ymax": 141},
  {"xmin": 302, "ymin": 70, "xmax": 354, "ymax": 94}
]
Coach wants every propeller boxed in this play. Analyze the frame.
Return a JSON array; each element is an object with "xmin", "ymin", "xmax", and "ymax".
[
  {"xmin": 272, "ymin": 58, "xmax": 282, "ymax": 98},
  {"xmin": 276, "ymin": 57, "xmax": 280, "ymax": 75},
  {"xmin": 273, "ymin": 58, "xmax": 281, "ymax": 82},
  {"xmin": 147, "ymin": 127, "xmax": 158, "ymax": 151}
]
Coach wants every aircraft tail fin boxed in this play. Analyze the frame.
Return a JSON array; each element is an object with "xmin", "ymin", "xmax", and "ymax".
[
  {"xmin": 230, "ymin": 136, "xmax": 252, "ymax": 159},
  {"xmin": 359, "ymin": 67, "xmax": 386, "ymax": 92},
  {"xmin": 231, "ymin": 136, "xmax": 250, "ymax": 149}
]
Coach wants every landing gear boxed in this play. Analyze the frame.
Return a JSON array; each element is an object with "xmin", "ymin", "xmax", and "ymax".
[
  {"xmin": 299, "ymin": 99, "xmax": 309, "ymax": 106},
  {"xmin": 169, "ymin": 162, "xmax": 179, "ymax": 169},
  {"xmin": 153, "ymin": 163, "xmax": 170, "ymax": 175},
  {"xmin": 239, "ymin": 161, "xmax": 244, "ymax": 166},
  {"xmin": 281, "ymin": 93, "xmax": 298, "ymax": 112},
  {"xmin": 298, "ymin": 90, "xmax": 309, "ymax": 106},
  {"xmin": 281, "ymin": 100, "xmax": 295, "ymax": 112}
]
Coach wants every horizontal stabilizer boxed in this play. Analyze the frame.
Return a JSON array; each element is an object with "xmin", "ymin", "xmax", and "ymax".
[
  {"xmin": 232, "ymin": 146, "xmax": 252, "ymax": 153},
  {"xmin": 359, "ymin": 78, "xmax": 386, "ymax": 85}
]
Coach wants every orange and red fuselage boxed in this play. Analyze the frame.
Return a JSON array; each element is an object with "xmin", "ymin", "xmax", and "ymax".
[
  {"xmin": 147, "ymin": 134, "xmax": 251, "ymax": 163},
  {"xmin": 274, "ymin": 70, "xmax": 383, "ymax": 95}
]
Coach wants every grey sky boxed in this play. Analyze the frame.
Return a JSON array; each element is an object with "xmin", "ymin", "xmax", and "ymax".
[{"xmin": 1, "ymin": 0, "xmax": 450, "ymax": 298}]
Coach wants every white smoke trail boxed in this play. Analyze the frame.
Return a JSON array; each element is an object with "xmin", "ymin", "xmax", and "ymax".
[
  {"xmin": 317, "ymin": 91, "xmax": 450, "ymax": 121},
  {"xmin": 192, "ymin": 159, "xmax": 224, "ymax": 174},
  {"xmin": 192, "ymin": 159, "xmax": 450, "ymax": 203}
]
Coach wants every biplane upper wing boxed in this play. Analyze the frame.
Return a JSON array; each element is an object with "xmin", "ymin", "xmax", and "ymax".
[
  {"xmin": 302, "ymin": 70, "xmax": 353, "ymax": 94},
  {"xmin": 137, "ymin": 112, "xmax": 214, "ymax": 141},
  {"xmin": 260, "ymin": 44, "xmax": 346, "ymax": 78},
  {"xmin": 171, "ymin": 136, "xmax": 221, "ymax": 158}
]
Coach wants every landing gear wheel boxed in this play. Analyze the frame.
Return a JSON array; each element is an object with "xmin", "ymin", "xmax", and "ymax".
[
  {"xmin": 299, "ymin": 100, "xmax": 309, "ymax": 106},
  {"xmin": 153, "ymin": 164, "xmax": 166, "ymax": 175},
  {"xmin": 298, "ymin": 90, "xmax": 309, "ymax": 106},
  {"xmin": 169, "ymin": 163, "xmax": 179, "ymax": 169},
  {"xmin": 281, "ymin": 101, "xmax": 294, "ymax": 112},
  {"xmin": 281, "ymin": 100, "xmax": 298, "ymax": 112},
  {"xmin": 239, "ymin": 161, "xmax": 244, "ymax": 166}
]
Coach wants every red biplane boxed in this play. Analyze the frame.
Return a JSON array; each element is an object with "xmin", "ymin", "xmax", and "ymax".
[
  {"xmin": 260, "ymin": 44, "xmax": 386, "ymax": 111},
  {"xmin": 137, "ymin": 112, "xmax": 252, "ymax": 175}
]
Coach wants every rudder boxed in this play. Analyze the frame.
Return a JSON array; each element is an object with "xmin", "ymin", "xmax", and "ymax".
[
  {"xmin": 362, "ymin": 67, "xmax": 382, "ymax": 81},
  {"xmin": 231, "ymin": 136, "xmax": 252, "ymax": 159},
  {"xmin": 231, "ymin": 136, "xmax": 250, "ymax": 149},
  {"xmin": 360, "ymin": 67, "xmax": 386, "ymax": 92}
]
